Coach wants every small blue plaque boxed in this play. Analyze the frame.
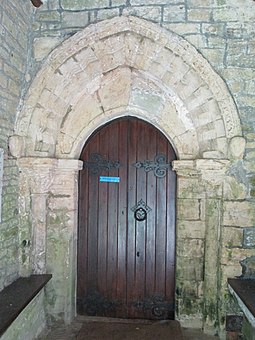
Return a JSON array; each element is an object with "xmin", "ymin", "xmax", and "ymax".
[{"xmin": 100, "ymin": 176, "xmax": 120, "ymax": 183}]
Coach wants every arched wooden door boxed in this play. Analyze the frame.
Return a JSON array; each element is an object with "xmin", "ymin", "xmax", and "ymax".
[{"xmin": 77, "ymin": 117, "xmax": 176, "ymax": 320}]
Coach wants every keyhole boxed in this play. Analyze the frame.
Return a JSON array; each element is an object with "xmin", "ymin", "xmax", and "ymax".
[{"xmin": 137, "ymin": 251, "xmax": 140, "ymax": 257}]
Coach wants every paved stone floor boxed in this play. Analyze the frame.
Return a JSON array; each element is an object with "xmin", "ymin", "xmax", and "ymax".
[{"xmin": 37, "ymin": 316, "xmax": 219, "ymax": 340}]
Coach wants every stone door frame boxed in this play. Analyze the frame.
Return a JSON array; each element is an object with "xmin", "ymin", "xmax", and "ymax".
[{"xmin": 10, "ymin": 16, "xmax": 244, "ymax": 332}]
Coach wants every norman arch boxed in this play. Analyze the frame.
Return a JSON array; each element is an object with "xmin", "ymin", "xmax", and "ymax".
[
  {"xmin": 11, "ymin": 16, "xmax": 241, "ymax": 160},
  {"xmin": 11, "ymin": 16, "xmax": 244, "ymax": 330}
]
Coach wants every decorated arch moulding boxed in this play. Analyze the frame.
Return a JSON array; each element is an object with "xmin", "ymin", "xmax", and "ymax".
[{"xmin": 10, "ymin": 16, "xmax": 243, "ymax": 162}]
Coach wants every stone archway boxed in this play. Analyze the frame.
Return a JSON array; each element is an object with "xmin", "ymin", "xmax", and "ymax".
[
  {"xmin": 11, "ymin": 16, "xmax": 241, "ymax": 160},
  {"xmin": 10, "ymin": 16, "xmax": 244, "ymax": 331}
]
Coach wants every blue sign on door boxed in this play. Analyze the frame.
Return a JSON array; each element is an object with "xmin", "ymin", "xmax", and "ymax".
[{"xmin": 100, "ymin": 176, "xmax": 120, "ymax": 183}]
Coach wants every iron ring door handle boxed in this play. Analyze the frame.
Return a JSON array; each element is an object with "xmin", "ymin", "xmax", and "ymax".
[{"xmin": 134, "ymin": 207, "xmax": 147, "ymax": 221}]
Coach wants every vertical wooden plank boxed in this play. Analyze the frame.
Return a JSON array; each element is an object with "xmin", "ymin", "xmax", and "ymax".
[
  {"xmin": 106, "ymin": 121, "xmax": 119, "ymax": 309},
  {"xmin": 155, "ymin": 132, "xmax": 167, "ymax": 295},
  {"xmin": 145, "ymin": 125, "xmax": 157, "ymax": 301},
  {"xmin": 133, "ymin": 119, "xmax": 148, "ymax": 318},
  {"xmin": 165, "ymin": 143, "xmax": 176, "ymax": 317},
  {"xmin": 97, "ymin": 128, "xmax": 109, "ymax": 299},
  {"xmin": 126, "ymin": 118, "xmax": 137, "ymax": 318},
  {"xmin": 116, "ymin": 120, "xmax": 128, "ymax": 317},
  {"xmin": 86, "ymin": 137, "xmax": 100, "ymax": 291}
]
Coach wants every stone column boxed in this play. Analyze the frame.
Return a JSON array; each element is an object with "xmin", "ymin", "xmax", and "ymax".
[
  {"xmin": 196, "ymin": 160, "xmax": 229, "ymax": 334},
  {"xmin": 18, "ymin": 158, "xmax": 56, "ymax": 275},
  {"xmin": 173, "ymin": 159, "xmax": 229, "ymax": 333},
  {"xmin": 47, "ymin": 159, "xmax": 82, "ymax": 322},
  {"xmin": 18, "ymin": 157, "xmax": 82, "ymax": 322}
]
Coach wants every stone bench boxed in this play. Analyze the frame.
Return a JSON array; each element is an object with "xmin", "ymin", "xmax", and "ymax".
[
  {"xmin": 228, "ymin": 278, "xmax": 255, "ymax": 339},
  {"xmin": 0, "ymin": 274, "xmax": 52, "ymax": 338}
]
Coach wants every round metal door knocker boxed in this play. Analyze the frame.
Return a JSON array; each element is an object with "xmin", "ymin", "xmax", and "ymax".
[{"xmin": 134, "ymin": 207, "xmax": 147, "ymax": 221}]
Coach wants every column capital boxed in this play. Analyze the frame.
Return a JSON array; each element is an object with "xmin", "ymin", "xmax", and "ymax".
[{"xmin": 18, "ymin": 157, "xmax": 83, "ymax": 171}]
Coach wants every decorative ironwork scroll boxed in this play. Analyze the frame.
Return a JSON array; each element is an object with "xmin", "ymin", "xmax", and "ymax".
[
  {"xmin": 131, "ymin": 199, "xmax": 152, "ymax": 221},
  {"xmin": 82, "ymin": 290, "xmax": 120, "ymax": 316},
  {"xmin": 84, "ymin": 153, "xmax": 120, "ymax": 176},
  {"xmin": 133, "ymin": 154, "xmax": 172, "ymax": 178},
  {"xmin": 133, "ymin": 294, "xmax": 175, "ymax": 318}
]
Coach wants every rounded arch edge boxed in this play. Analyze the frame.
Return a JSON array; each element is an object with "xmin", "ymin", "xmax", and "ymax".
[{"xmin": 12, "ymin": 15, "xmax": 242, "ymax": 161}]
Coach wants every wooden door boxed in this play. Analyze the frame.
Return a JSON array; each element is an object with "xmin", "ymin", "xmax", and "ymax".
[{"xmin": 77, "ymin": 117, "xmax": 176, "ymax": 320}]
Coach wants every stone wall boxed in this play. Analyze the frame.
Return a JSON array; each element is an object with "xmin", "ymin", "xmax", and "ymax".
[
  {"xmin": 25, "ymin": 2, "xmax": 255, "ymax": 333},
  {"xmin": 1, "ymin": 290, "xmax": 46, "ymax": 340},
  {"xmin": 0, "ymin": 0, "xmax": 33, "ymax": 290},
  {"xmin": 1, "ymin": 0, "xmax": 255, "ymax": 337}
]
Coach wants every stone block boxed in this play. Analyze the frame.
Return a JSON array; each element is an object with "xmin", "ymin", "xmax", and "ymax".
[
  {"xmin": 202, "ymin": 23, "xmax": 225, "ymax": 36},
  {"xmin": 223, "ymin": 201, "xmax": 255, "ymax": 227},
  {"xmin": 229, "ymin": 136, "xmax": 246, "ymax": 160},
  {"xmin": 46, "ymin": 0, "xmax": 60, "ymax": 10},
  {"xmin": 177, "ymin": 220, "xmax": 206, "ymax": 239},
  {"xmin": 62, "ymin": 11, "xmax": 89, "ymax": 28},
  {"xmin": 131, "ymin": 0, "xmax": 173, "ymax": 4},
  {"xmin": 177, "ymin": 177, "xmax": 205, "ymax": 199},
  {"xmin": 177, "ymin": 256, "xmax": 204, "ymax": 281},
  {"xmin": 188, "ymin": 0, "xmax": 213, "ymax": 6},
  {"xmin": 34, "ymin": 37, "xmax": 62, "ymax": 61},
  {"xmin": 221, "ymin": 264, "xmax": 242, "ymax": 280},
  {"xmin": 0, "ymin": 73, "xmax": 8, "ymax": 89},
  {"xmin": 185, "ymin": 34, "xmax": 207, "ymax": 48},
  {"xmin": 93, "ymin": 35, "xmax": 126, "ymax": 73},
  {"xmin": 243, "ymin": 228, "xmax": 255, "ymax": 249},
  {"xmin": 163, "ymin": 23, "xmax": 200, "ymax": 35},
  {"xmin": 122, "ymin": 6, "xmax": 161, "ymax": 22},
  {"xmin": 98, "ymin": 67, "xmax": 131, "ymax": 111},
  {"xmin": 177, "ymin": 238, "xmax": 204, "ymax": 258},
  {"xmin": 188, "ymin": 9, "xmax": 211, "ymax": 21},
  {"xmin": 112, "ymin": 0, "xmax": 126, "ymax": 5},
  {"xmin": 36, "ymin": 11, "xmax": 61, "ymax": 22},
  {"xmin": 221, "ymin": 247, "xmax": 255, "ymax": 266},
  {"xmin": 200, "ymin": 48, "xmax": 224, "ymax": 66},
  {"xmin": 96, "ymin": 8, "xmax": 120, "ymax": 21},
  {"xmin": 178, "ymin": 198, "xmax": 202, "ymax": 220},
  {"xmin": 223, "ymin": 176, "xmax": 246, "ymax": 201},
  {"xmin": 222, "ymin": 227, "xmax": 243, "ymax": 248},
  {"xmin": 130, "ymin": 87, "xmax": 164, "ymax": 115},
  {"xmin": 60, "ymin": 0, "xmax": 108, "ymax": 10},
  {"xmin": 163, "ymin": 5, "xmax": 186, "ymax": 22},
  {"xmin": 240, "ymin": 256, "xmax": 255, "ymax": 279}
]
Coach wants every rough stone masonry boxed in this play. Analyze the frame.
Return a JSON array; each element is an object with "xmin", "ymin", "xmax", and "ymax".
[{"xmin": 0, "ymin": 1, "xmax": 255, "ymax": 339}]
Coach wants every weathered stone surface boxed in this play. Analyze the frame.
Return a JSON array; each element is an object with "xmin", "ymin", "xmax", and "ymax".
[
  {"xmin": 178, "ymin": 198, "xmax": 202, "ymax": 220},
  {"xmin": 60, "ymin": 0, "xmax": 108, "ymax": 10},
  {"xmin": 177, "ymin": 220, "xmax": 206, "ymax": 239},
  {"xmin": 177, "ymin": 239, "xmax": 204, "ymax": 258},
  {"xmin": 1, "ymin": 290, "xmax": 46, "ymax": 340},
  {"xmin": 222, "ymin": 226, "xmax": 243, "ymax": 248},
  {"xmin": 229, "ymin": 136, "xmax": 246, "ymax": 160},
  {"xmin": 221, "ymin": 247, "xmax": 255, "ymax": 266},
  {"xmin": 177, "ymin": 257, "xmax": 204, "ymax": 281},
  {"xmin": 123, "ymin": 6, "xmax": 161, "ymax": 22},
  {"xmin": 223, "ymin": 201, "xmax": 255, "ymax": 227},
  {"xmin": 0, "ymin": 0, "xmax": 33, "ymax": 293},
  {"xmin": 1, "ymin": 0, "xmax": 255, "ymax": 336},
  {"xmin": 163, "ymin": 5, "xmax": 186, "ymax": 22},
  {"xmin": 62, "ymin": 11, "xmax": 89, "ymax": 28},
  {"xmin": 240, "ymin": 256, "xmax": 255, "ymax": 279},
  {"xmin": 243, "ymin": 228, "xmax": 255, "ymax": 249},
  {"xmin": 34, "ymin": 37, "xmax": 62, "ymax": 61}
]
